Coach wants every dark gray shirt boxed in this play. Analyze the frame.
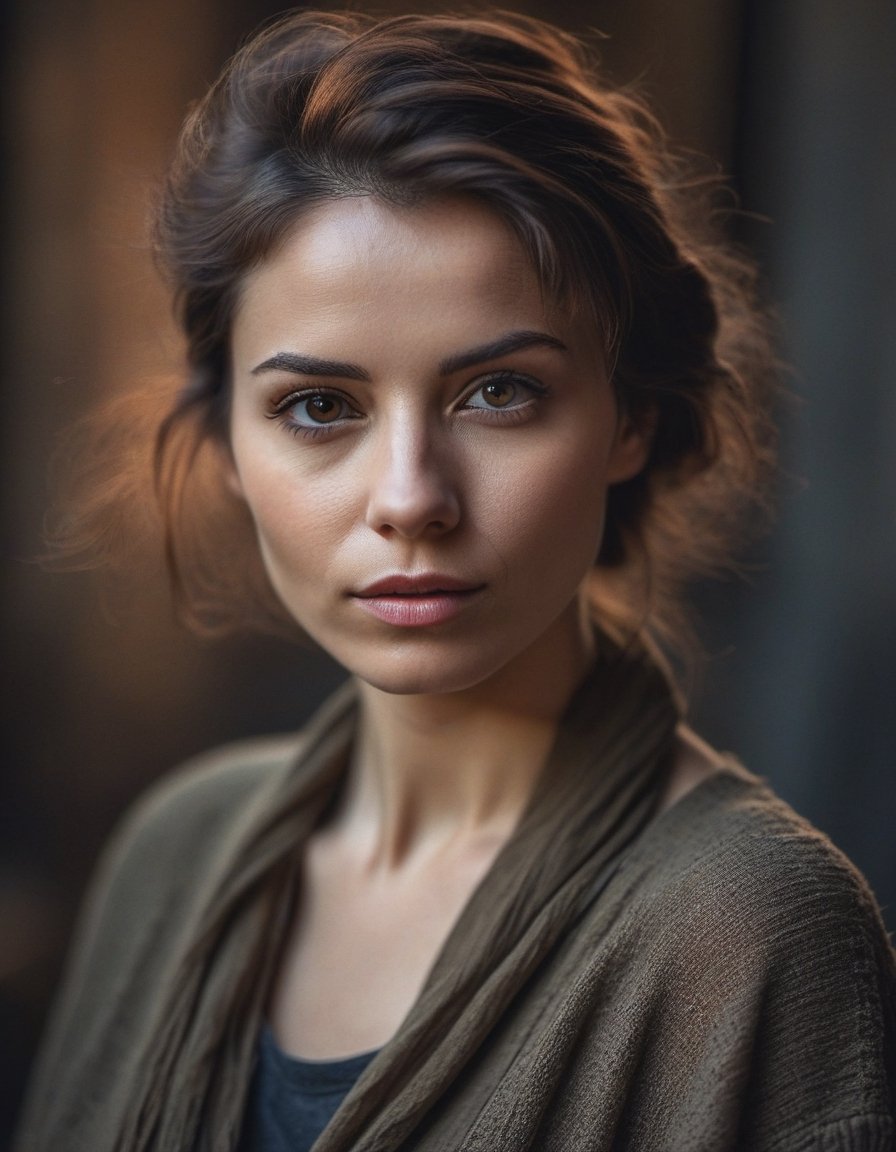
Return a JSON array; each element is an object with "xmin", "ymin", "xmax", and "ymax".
[{"xmin": 239, "ymin": 1026, "xmax": 379, "ymax": 1152}]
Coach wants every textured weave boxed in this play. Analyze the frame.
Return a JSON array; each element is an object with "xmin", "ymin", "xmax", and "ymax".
[{"xmin": 15, "ymin": 638, "xmax": 896, "ymax": 1151}]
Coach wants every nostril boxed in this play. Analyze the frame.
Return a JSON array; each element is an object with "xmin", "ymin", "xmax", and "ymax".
[
  {"xmin": 364, "ymin": 434, "xmax": 462, "ymax": 539},
  {"xmin": 366, "ymin": 481, "xmax": 461, "ymax": 539}
]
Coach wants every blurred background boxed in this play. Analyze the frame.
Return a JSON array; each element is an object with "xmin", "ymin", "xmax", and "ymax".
[{"xmin": 2, "ymin": 0, "xmax": 894, "ymax": 1144}]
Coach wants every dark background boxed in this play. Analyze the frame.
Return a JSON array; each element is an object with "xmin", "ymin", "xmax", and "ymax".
[{"xmin": 2, "ymin": 0, "xmax": 895, "ymax": 1145}]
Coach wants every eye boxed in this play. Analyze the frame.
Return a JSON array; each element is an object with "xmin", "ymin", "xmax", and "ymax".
[
  {"xmin": 463, "ymin": 372, "xmax": 547, "ymax": 412},
  {"xmin": 270, "ymin": 389, "xmax": 359, "ymax": 432}
]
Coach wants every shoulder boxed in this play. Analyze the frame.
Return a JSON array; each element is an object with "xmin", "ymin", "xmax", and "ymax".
[
  {"xmin": 607, "ymin": 763, "xmax": 896, "ymax": 1144},
  {"xmin": 612, "ymin": 756, "xmax": 896, "ymax": 1055},
  {"xmin": 634, "ymin": 762, "xmax": 895, "ymax": 1085},
  {"xmin": 65, "ymin": 729, "xmax": 310, "ymax": 981},
  {"xmin": 636, "ymin": 759, "xmax": 894, "ymax": 962},
  {"xmin": 15, "ymin": 729, "xmax": 312, "ymax": 1149},
  {"xmin": 107, "ymin": 676, "xmax": 357, "ymax": 874},
  {"xmin": 65, "ymin": 675, "xmax": 358, "ymax": 967},
  {"xmin": 106, "ymin": 730, "xmax": 307, "ymax": 867},
  {"xmin": 84, "ymin": 730, "xmax": 307, "ymax": 906}
]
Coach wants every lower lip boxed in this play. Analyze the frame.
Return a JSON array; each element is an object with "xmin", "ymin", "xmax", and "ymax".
[{"xmin": 352, "ymin": 589, "xmax": 482, "ymax": 627}]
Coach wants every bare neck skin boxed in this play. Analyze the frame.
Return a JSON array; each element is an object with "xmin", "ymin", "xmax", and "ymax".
[
  {"xmin": 326, "ymin": 599, "xmax": 595, "ymax": 871},
  {"xmin": 267, "ymin": 601, "xmax": 599, "ymax": 1059},
  {"xmin": 269, "ymin": 604, "xmax": 721, "ymax": 1059}
]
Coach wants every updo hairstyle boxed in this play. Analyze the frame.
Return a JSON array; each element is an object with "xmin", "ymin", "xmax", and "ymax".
[{"xmin": 64, "ymin": 10, "xmax": 778, "ymax": 658}]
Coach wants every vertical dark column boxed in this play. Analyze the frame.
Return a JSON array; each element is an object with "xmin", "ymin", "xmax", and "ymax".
[
  {"xmin": 720, "ymin": 0, "xmax": 896, "ymax": 920},
  {"xmin": 2, "ymin": 0, "xmax": 226, "ymax": 1141}
]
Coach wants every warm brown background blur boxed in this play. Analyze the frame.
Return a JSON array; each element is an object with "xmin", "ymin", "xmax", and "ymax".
[{"xmin": 2, "ymin": 0, "xmax": 895, "ymax": 1145}]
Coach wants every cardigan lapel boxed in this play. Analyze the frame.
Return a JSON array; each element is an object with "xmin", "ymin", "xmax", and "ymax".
[
  {"xmin": 315, "ymin": 635, "xmax": 680, "ymax": 1152},
  {"xmin": 114, "ymin": 632, "xmax": 679, "ymax": 1152}
]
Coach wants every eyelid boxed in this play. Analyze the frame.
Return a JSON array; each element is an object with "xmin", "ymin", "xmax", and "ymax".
[
  {"xmin": 459, "ymin": 369, "xmax": 549, "ymax": 408},
  {"xmin": 264, "ymin": 371, "xmax": 549, "ymax": 439},
  {"xmin": 269, "ymin": 384, "xmax": 356, "ymax": 413},
  {"xmin": 266, "ymin": 385, "xmax": 362, "ymax": 435}
]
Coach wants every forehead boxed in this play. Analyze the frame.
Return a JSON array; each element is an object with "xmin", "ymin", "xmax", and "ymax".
[
  {"xmin": 248, "ymin": 194, "xmax": 537, "ymax": 295},
  {"xmin": 306, "ymin": 194, "xmax": 528, "ymax": 265},
  {"xmin": 231, "ymin": 195, "xmax": 583, "ymax": 367}
]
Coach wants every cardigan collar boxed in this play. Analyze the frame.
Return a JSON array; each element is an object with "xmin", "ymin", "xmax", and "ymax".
[{"xmin": 122, "ymin": 630, "xmax": 681, "ymax": 1152}]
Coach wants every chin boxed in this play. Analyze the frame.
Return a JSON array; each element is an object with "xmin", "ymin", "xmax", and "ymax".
[{"xmin": 334, "ymin": 642, "xmax": 508, "ymax": 698}]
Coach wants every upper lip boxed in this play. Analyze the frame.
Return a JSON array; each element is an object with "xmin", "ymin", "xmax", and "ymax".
[{"xmin": 354, "ymin": 574, "xmax": 484, "ymax": 597}]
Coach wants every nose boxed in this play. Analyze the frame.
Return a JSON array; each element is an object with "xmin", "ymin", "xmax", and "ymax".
[{"xmin": 364, "ymin": 415, "xmax": 461, "ymax": 539}]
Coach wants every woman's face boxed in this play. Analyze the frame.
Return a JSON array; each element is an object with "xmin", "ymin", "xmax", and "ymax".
[{"xmin": 228, "ymin": 196, "xmax": 648, "ymax": 696}]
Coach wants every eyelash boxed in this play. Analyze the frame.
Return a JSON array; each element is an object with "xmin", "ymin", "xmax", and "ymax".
[
  {"xmin": 266, "ymin": 370, "xmax": 549, "ymax": 441},
  {"xmin": 462, "ymin": 370, "xmax": 549, "ymax": 421},
  {"xmin": 267, "ymin": 389, "xmax": 360, "ymax": 440}
]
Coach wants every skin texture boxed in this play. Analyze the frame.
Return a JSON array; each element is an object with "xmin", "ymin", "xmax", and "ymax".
[
  {"xmin": 227, "ymin": 196, "xmax": 719, "ymax": 1058},
  {"xmin": 229, "ymin": 195, "xmax": 648, "ymax": 702}
]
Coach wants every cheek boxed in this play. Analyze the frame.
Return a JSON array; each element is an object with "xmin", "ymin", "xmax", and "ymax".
[
  {"xmin": 474, "ymin": 434, "xmax": 611, "ymax": 580},
  {"xmin": 231, "ymin": 448, "xmax": 353, "ymax": 592}
]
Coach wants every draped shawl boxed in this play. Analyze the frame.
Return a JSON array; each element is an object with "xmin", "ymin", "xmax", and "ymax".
[{"xmin": 16, "ymin": 637, "xmax": 896, "ymax": 1151}]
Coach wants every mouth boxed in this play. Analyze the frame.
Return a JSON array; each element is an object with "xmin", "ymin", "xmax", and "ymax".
[
  {"xmin": 350, "ymin": 574, "xmax": 485, "ymax": 627},
  {"xmin": 356, "ymin": 573, "xmax": 483, "ymax": 597}
]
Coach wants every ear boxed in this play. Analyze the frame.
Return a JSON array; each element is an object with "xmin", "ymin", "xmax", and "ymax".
[{"xmin": 606, "ymin": 405, "xmax": 656, "ymax": 485}]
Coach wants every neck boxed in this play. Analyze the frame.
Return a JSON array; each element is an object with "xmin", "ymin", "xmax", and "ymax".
[{"xmin": 333, "ymin": 606, "xmax": 597, "ymax": 870}]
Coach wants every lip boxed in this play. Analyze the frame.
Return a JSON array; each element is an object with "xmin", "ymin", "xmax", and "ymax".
[
  {"xmin": 355, "ymin": 573, "xmax": 482, "ymax": 597},
  {"xmin": 350, "ymin": 573, "xmax": 485, "ymax": 627}
]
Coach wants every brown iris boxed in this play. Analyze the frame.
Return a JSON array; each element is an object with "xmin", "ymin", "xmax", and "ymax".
[
  {"xmin": 482, "ymin": 379, "xmax": 515, "ymax": 407},
  {"xmin": 306, "ymin": 395, "xmax": 341, "ymax": 422}
]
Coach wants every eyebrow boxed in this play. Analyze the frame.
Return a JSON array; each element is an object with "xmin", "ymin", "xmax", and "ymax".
[
  {"xmin": 438, "ymin": 330, "xmax": 568, "ymax": 376},
  {"xmin": 250, "ymin": 352, "xmax": 370, "ymax": 381},
  {"xmin": 250, "ymin": 330, "xmax": 568, "ymax": 381}
]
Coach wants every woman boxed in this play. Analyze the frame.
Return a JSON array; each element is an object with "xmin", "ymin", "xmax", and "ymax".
[{"xmin": 16, "ymin": 10, "xmax": 895, "ymax": 1152}]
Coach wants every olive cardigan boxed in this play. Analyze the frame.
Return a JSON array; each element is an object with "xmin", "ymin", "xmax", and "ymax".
[{"xmin": 15, "ymin": 645, "xmax": 896, "ymax": 1151}]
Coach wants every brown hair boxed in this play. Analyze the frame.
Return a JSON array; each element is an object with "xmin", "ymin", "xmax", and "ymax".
[{"xmin": 58, "ymin": 9, "xmax": 777, "ymax": 659}]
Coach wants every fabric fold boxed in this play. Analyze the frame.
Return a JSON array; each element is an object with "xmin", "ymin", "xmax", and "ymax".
[
  {"xmin": 315, "ymin": 636, "xmax": 680, "ymax": 1151},
  {"xmin": 20, "ymin": 633, "xmax": 683, "ymax": 1152},
  {"xmin": 17, "ymin": 627, "xmax": 896, "ymax": 1152}
]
